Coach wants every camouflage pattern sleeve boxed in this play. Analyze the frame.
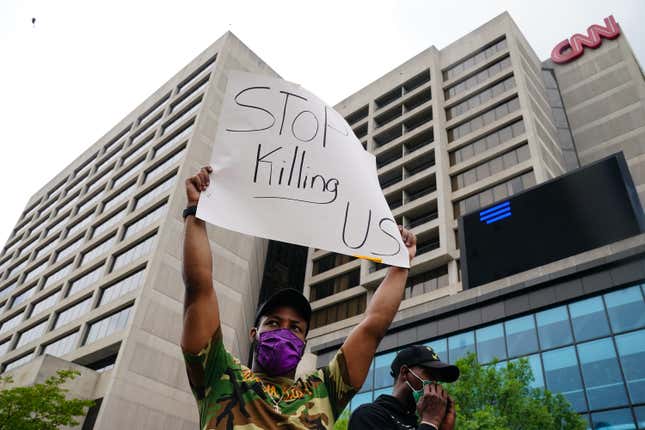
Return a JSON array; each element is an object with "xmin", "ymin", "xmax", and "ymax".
[
  {"xmin": 182, "ymin": 327, "xmax": 233, "ymax": 401},
  {"xmin": 322, "ymin": 348, "xmax": 358, "ymax": 419}
]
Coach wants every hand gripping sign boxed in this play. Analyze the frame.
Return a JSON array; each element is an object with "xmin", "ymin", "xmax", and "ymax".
[{"xmin": 197, "ymin": 71, "xmax": 409, "ymax": 268}]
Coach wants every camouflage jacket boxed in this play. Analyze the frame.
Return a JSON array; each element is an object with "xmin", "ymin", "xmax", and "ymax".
[{"xmin": 183, "ymin": 329, "xmax": 357, "ymax": 430}]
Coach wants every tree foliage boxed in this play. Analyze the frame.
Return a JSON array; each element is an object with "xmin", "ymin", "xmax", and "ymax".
[
  {"xmin": 338, "ymin": 353, "xmax": 586, "ymax": 430},
  {"xmin": 0, "ymin": 369, "xmax": 95, "ymax": 430},
  {"xmin": 444, "ymin": 353, "xmax": 586, "ymax": 430}
]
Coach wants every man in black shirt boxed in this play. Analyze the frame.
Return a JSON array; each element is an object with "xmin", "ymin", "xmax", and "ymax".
[{"xmin": 349, "ymin": 345, "xmax": 460, "ymax": 430}]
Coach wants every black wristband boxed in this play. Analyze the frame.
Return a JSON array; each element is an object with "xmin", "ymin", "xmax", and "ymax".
[
  {"xmin": 418, "ymin": 423, "xmax": 439, "ymax": 430},
  {"xmin": 183, "ymin": 205, "xmax": 198, "ymax": 219}
]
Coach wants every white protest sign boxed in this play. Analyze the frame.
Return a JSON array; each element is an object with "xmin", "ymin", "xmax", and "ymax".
[{"xmin": 197, "ymin": 71, "xmax": 409, "ymax": 268}]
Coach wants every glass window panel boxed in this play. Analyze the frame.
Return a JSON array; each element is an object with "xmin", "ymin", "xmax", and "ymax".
[
  {"xmin": 54, "ymin": 296, "xmax": 92, "ymax": 329},
  {"xmin": 135, "ymin": 175, "xmax": 177, "ymax": 209},
  {"xmin": 0, "ymin": 312, "xmax": 24, "ymax": 334},
  {"xmin": 569, "ymin": 297, "xmax": 611, "ymax": 342},
  {"xmin": 68, "ymin": 265, "xmax": 104, "ymax": 297},
  {"xmin": 31, "ymin": 290, "xmax": 59, "ymax": 316},
  {"xmin": 542, "ymin": 346, "xmax": 587, "ymax": 412},
  {"xmin": 99, "ymin": 268, "xmax": 145, "ymax": 306},
  {"xmin": 590, "ymin": 408, "xmax": 636, "ymax": 430},
  {"xmin": 372, "ymin": 387, "xmax": 391, "ymax": 400},
  {"xmin": 350, "ymin": 391, "xmax": 373, "ymax": 412},
  {"xmin": 476, "ymin": 323, "xmax": 506, "ymax": 363},
  {"xmin": 448, "ymin": 331, "xmax": 475, "ymax": 363},
  {"xmin": 615, "ymin": 329, "xmax": 645, "ymax": 404},
  {"xmin": 536, "ymin": 306, "xmax": 573, "ymax": 349},
  {"xmin": 16, "ymin": 320, "xmax": 48, "ymax": 348},
  {"xmin": 84, "ymin": 306, "xmax": 132, "ymax": 345},
  {"xmin": 42, "ymin": 331, "xmax": 79, "ymax": 357},
  {"xmin": 634, "ymin": 406, "xmax": 645, "ymax": 430},
  {"xmin": 505, "ymin": 315, "xmax": 539, "ymax": 357},
  {"xmin": 578, "ymin": 338, "xmax": 628, "ymax": 409},
  {"xmin": 374, "ymin": 351, "xmax": 396, "ymax": 389},
  {"xmin": 3, "ymin": 351, "xmax": 35, "ymax": 372},
  {"xmin": 604, "ymin": 286, "xmax": 645, "ymax": 333}
]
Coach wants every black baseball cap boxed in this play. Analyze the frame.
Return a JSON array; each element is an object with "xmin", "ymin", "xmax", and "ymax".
[
  {"xmin": 254, "ymin": 289, "xmax": 312, "ymax": 332},
  {"xmin": 390, "ymin": 345, "xmax": 460, "ymax": 383}
]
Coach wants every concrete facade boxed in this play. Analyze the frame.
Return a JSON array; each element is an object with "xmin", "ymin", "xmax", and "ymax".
[{"xmin": 0, "ymin": 32, "xmax": 279, "ymax": 429}]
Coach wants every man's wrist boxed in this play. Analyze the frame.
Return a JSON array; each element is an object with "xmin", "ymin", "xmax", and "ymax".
[{"xmin": 183, "ymin": 205, "xmax": 198, "ymax": 220}]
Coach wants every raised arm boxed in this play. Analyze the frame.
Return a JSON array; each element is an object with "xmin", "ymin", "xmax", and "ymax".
[
  {"xmin": 181, "ymin": 166, "xmax": 220, "ymax": 354},
  {"xmin": 340, "ymin": 227, "xmax": 416, "ymax": 389}
]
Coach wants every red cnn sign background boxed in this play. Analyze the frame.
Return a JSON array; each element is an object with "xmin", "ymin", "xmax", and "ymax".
[{"xmin": 551, "ymin": 15, "xmax": 620, "ymax": 64}]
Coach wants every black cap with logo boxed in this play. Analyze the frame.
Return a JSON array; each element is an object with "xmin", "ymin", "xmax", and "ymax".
[
  {"xmin": 390, "ymin": 345, "xmax": 460, "ymax": 383},
  {"xmin": 254, "ymin": 289, "xmax": 312, "ymax": 332}
]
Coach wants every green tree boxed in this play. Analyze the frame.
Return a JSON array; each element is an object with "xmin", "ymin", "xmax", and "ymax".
[
  {"xmin": 444, "ymin": 353, "xmax": 586, "ymax": 430},
  {"xmin": 0, "ymin": 369, "xmax": 95, "ymax": 430}
]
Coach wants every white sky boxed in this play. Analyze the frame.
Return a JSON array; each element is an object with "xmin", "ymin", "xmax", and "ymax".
[{"xmin": 1, "ymin": 0, "xmax": 644, "ymax": 246}]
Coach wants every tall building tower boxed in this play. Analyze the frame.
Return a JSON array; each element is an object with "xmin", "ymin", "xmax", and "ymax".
[
  {"xmin": 0, "ymin": 33, "xmax": 280, "ymax": 429},
  {"xmin": 305, "ymin": 12, "xmax": 645, "ymax": 429}
]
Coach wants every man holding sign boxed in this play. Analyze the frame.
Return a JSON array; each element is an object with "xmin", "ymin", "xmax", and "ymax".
[{"xmin": 181, "ymin": 166, "xmax": 416, "ymax": 430}]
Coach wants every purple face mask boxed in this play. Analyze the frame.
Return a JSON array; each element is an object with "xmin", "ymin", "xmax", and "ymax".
[{"xmin": 256, "ymin": 328, "xmax": 305, "ymax": 376}]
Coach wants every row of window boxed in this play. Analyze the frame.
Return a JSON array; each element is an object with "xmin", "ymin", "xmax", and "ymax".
[
  {"xmin": 443, "ymin": 38, "xmax": 508, "ymax": 81},
  {"xmin": 310, "ymin": 293, "xmax": 366, "ymax": 330},
  {"xmin": 454, "ymin": 171, "xmax": 536, "ymax": 217},
  {"xmin": 451, "ymin": 143, "xmax": 530, "ymax": 191},
  {"xmin": 374, "ymin": 70, "xmax": 431, "ymax": 109},
  {"xmin": 445, "ymin": 56, "xmax": 512, "ymax": 100},
  {"xmin": 450, "ymin": 119, "xmax": 525, "ymax": 166},
  {"xmin": 347, "ymin": 284, "xmax": 645, "ymax": 426},
  {"xmin": 448, "ymin": 97, "xmax": 521, "ymax": 142},
  {"xmin": 446, "ymin": 75, "xmax": 516, "ymax": 120},
  {"xmin": 2, "ymin": 304, "xmax": 133, "ymax": 372},
  {"xmin": 1, "ymin": 168, "xmax": 178, "ymax": 285}
]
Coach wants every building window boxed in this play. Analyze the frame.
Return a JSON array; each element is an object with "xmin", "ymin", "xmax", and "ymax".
[
  {"xmin": 99, "ymin": 267, "xmax": 145, "ymax": 306},
  {"xmin": 80, "ymin": 235, "xmax": 115, "ymax": 266},
  {"xmin": 312, "ymin": 254, "xmax": 354, "ymax": 276},
  {"xmin": 76, "ymin": 189, "xmax": 104, "ymax": 217},
  {"xmin": 122, "ymin": 136, "xmax": 153, "ymax": 166},
  {"xmin": 67, "ymin": 265, "xmax": 104, "ymax": 297},
  {"xmin": 448, "ymin": 97, "xmax": 521, "ymax": 142},
  {"xmin": 34, "ymin": 235, "xmax": 60, "ymax": 261},
  {"xmin": 43, "ymin": 261, "xmax": 73, "ymax": 288},
  {"xmin": 23, "ymin": 259, "xmax": 48, "ymax": 283},
  {"xmin": 123, "ymin": 202, "xmax": 167, "ymax": 240},
  {"xmin": 310, "ymin": 269, "xmax": 360, "ymax": 301},
  {"xmin": 446, "ymin": 76, "xmax": 516, "ymax": 120},
  {"xmin": 505, "ymin": 315, "xmax": 539, "ymax": 357},
  {"xmin": 137, "ymin": 92, "xmax": 170, "ymax": 125},
  {"xmin": 144, "ymin": 146, "xmax": 186, "ymax": 183},
  {"xmin": 536, "ymin": 305, "xmax": 573, "ymax": 349},
  {"xmin": 445, "ymin": 56, "xmax": 512, "ymax": 99},
  {"xmin": 130, "ymin": 115, "xmax": 162, "ymax": 147},
  {"xmin": 170, "ymin": 80, "xmax": 208, "ymax": 114},
  {"xmin": 66, "ymin": 213, "xmax": 94, "ymax": 238},
  {"xmin": 42, "ymin": 330, "xmax": 79, "ymax": 357},
  {"xmin": 102, "ymin": 181, "xmax": 137, "ymax": 213},
  {"xmin": 154, "ymin": 122, "xmax": 194, "ymax": 158},
  {"xmin": 0, "ymin": 279, "xmax": 19, "ymax": 301},
  {"xmin": 448, "ymin": 331, "xmax": 475, "ymax": 363},
  {"xmin": 476, "ymin": 323, "xmax": 507, "ymax": 363},
  {"xmin": 30, "ymin": 289, "xmax": 60, "ymax": 317},
  {"xmin": 443, "ymin": 38, "xmax": 507, "ymax": 81},
  {"xmin": 177, "ymin": 55, "xmax": 216, "ymax": 93},
  {"xmin": 162, "ymin": 98, "xmax": 202, "ymax": 136},
  {"xmin": 310, "ymin": 293, "xmax": 366, "ymax": 330},
  {"xmin": 543, "ymin": 346, "xmax": 587, "ymax": 412},
  {"xmin": 603, "ymin": 286, "xmax": 645, "ymax": 333},
  {"xmin": 54, "ymin": 296, "xmax": 92, "ymax": 329},
  {"xmin": 2, "ymin": 351, "xmax": 35, "ymax": 372},
  {"xmin": 46, "ymin": 211, "xmax": 71, "ymax": 236},
  {"xmin": 615, "ymin": 329, "xmax": 645, "ymax": 404},
  {"xmin": 404, "ymin": 266, "xmax": 448, "ymax": 298},
  {"xmin": 15, "ymin": 319, "xmax": 48, "ymax": 349},
  {"xmin": 450, "ymin": 120, "xmax": 525, "ymax": 166},
  {"xmin": 95, "ymin": 143, "xmax": 123, "ymax": 171},
  {"xmin": 0, "ymin": 312, "xmax": 24, "ymax": 335},
  {"xmin": 112, "ymin": 157, "xmax": 145, "ymax": 189},
  {"xmin": 84, "ymin": 306, "xmax": 132, "ymax": 345},
  {"xmin": 55, "ymin": 235, "xmax": 84, "ymax": 262},
  {"xmin": 10, "ymin": 284, "xmax": 38, "ymax": 309},
  {"xmin": 112, "ymin": 234, "xmax": 156, "ymax": 272},
  {"xmin": 345, "ymin": 105, "xmax": 369, "ymax": 126},
  {"xmin": 7, "ymin": 259, "xmax": 28, "ymax": 279},
  {"xmin": 135, "ymin": 174, "xmax": 177, "ymax": 210},
  {"xmin": 577, "ymin": 338, "xmax": 628, "ymax": 410},
  {"xmin": 91, "ymin": 206, "xmax": 127, "ymax": 239}
]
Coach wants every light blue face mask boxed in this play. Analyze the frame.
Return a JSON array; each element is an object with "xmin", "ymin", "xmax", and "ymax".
[{"xmin": 406, "ymin": 368, "xmax": 434, "ymax": 403}]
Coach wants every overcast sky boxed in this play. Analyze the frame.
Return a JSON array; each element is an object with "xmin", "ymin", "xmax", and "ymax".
[{"xmin": 1, "ymin": 0, "xmax": 644, "ymax": 246}]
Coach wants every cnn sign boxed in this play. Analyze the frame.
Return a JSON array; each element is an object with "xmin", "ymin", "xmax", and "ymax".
[{"xmin": 551, "ymin": 15, "xmax": 620, "ymax": 64}]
